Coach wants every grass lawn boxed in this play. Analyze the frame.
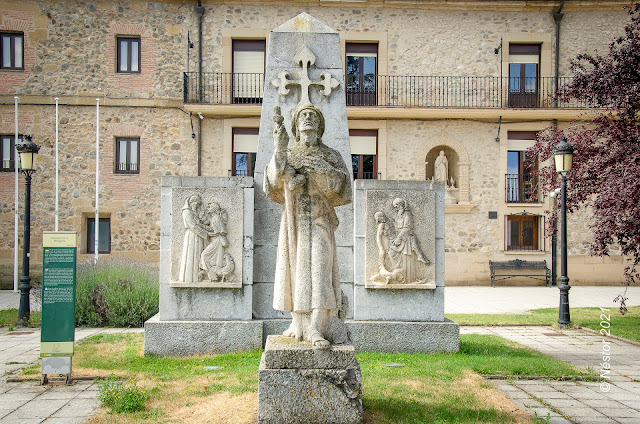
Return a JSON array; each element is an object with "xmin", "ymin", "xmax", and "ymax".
[
  {"xmin": 447, "ymin": 306, "xmax": 639, "ymax": 343},
  {"xmin": 0, "ymin": 308, "xmax": 41, "ymax": 328},
  {"xmin": 25, "ymin": 332, "xmax": 591, "ymax": 424}
]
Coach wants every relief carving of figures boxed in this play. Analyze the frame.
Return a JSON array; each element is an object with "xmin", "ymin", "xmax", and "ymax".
[
  {"xmin": 199, "ymin": 202, "xmax": 235, "ymax": 282},
  {"xmin": 178, "ymin": 196, "xmax": 236, "ymax": 284},
  {"xmin": 372, "ymin": 198, "xmax": 430, "ymax": 285},
  {"xmin": 264, "ymin": 103, "xmax": 352, "ymax": 350},
  {"xmin": 434, "ymin": 150, "xmax": 449, "ymax": 184},
  {"xmin": 178, "ymin": 195, "xmax": 208, "ymax": 283}
]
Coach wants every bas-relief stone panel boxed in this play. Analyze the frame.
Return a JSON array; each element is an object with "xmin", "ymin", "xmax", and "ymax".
[
  {"xmin": 365, "ymin": 190, "xmax": 436, "ymax": 289},
  {"xmin": 170, "ymin": 187, "xmax": 244, "ymax": 288}
]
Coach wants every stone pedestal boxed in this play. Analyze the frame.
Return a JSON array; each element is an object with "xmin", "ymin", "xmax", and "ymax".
[{"xmin": 258, "ymin": 335, "xmax": 363, "ymax": 424}]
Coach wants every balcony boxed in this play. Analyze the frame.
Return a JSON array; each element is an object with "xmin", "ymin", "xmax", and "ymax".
[
  {"xmin": 184, "ymin": 72, "xmax": 581, "ymax": 109},
  {"xmin": 505, "ymin": 174, "xmax": 540, "ymax": 203}
]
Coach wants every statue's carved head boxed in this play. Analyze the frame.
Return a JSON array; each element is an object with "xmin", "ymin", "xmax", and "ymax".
[
  {"xmin": 392, "ymin": 197, "xmax": 406, "ymax": 211},
  {"xmin": 291, "ymin": 103, "xmax": 325, "ymax": 144}
]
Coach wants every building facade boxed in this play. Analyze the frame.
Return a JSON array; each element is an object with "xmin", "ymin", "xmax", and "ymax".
[{"xmin": 0, "ymin": 0, "xmax": 631, "ymax": 287}]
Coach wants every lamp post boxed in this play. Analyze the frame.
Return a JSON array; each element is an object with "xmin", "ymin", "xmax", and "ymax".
[
  {"xmin": 16, "ymin": 135, "xmax": 40, "ymax": 327},
  {"xmin": 553, "ymin": 137, "xmax": 574, "ymax": 327},
  {"xmin": 549, "ymin": 188, "xmax": 561, "ymax": 286}
]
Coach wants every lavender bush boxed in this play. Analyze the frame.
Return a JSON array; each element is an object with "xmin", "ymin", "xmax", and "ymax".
[{"xmin": 76, "ymin": 259, "xmax": 159, "ymax": 327}]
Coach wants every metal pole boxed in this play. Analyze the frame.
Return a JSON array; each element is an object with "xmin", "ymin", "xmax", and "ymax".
[
  {"xmin": 17, "ymin": 172, "xmax": 32, "ymax": 326},
  {"xmin": 55, "ymin": 97, "xmax": 59, "ymax": 231},
  {"xmin": 551, "ymin": 195, "xmax": 557, "ymax": 285},
  {"xmin": 13, "ymin": 96, "xmax": 19, "ymax": 292},
  {"xmin": 95, "ymin": 99, "xmax": 99, "ymax": 263},
  {"xmin": 558, "ymin": 174, "xmax": 571, "ymax": 326}
]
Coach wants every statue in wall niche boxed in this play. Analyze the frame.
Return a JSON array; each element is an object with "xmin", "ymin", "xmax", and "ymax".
[
  {"xmin": 178, "ymin": 194, "xmax": 208, "ymax": 283},
  {"xmin": 372, "ymin": 198, "xmax": 430, "ymax": 285},
  {"xmin": 264, "ymin": 103, "xmax": 352, "ymax": 350},
  {"xmin": 434, "ymin": 150, "xmax": 449, "ymax": 185},
  {"xmin": 199, "ymin": 202, "xmax": 235, "ymax": 282}
]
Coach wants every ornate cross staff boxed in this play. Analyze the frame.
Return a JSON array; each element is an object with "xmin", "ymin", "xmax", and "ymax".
[{"xmin": 271, "ymin": 44, "xmax": 340, "ymax": 105}]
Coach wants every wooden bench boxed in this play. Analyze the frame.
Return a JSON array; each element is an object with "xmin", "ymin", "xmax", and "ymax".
[{"xmin": 489, "ymin": 259, "xmax": 551, "ymax": 288}]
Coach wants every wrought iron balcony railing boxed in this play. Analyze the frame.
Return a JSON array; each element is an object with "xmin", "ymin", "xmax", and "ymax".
[
  {"xmin": 505, "ymin": 173, "xmax": 541, "ymax": 203},
  {"xmin": 184, "ymin": 72, "xmax": 581, "ymax": 108}
]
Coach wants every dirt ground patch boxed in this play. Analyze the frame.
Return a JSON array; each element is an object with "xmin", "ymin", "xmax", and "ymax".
[
  {"xmin": 461, "ymin": 371, "xmax": 532, "ymax": 424},
  {"xmin": 170, "ymin": 392, "xmax": 257, "ymax": 424}
]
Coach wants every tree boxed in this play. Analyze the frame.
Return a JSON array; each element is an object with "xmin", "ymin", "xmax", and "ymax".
[{"xmin": 528, "ymin": 4, "xmax": 640, "ymax": 313}]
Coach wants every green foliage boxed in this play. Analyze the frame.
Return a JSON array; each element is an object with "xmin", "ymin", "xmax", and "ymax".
[
  {"xmin": 75, "ymin": 259, "xmax": 158, "ymax": 327},
  {"xmin": 0, "ymin": 308, "xmax": 41, "ymax": 327},
  {"xmin": 97, "ymin": 374, "xmax": 149, "ymax": 413},
  {"xmin": 76, "ymin": 333, "xmax": 260, "ymax": 390},
  {"xmin": 533, "ymin": 411, "xmax": 552, "ymax": 424}
]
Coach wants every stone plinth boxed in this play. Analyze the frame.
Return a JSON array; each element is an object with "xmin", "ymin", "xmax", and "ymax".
[
  {"xmin": 144, "ymin": 315, "xmax": 263, "ymax": 356},
  {"xmin": 258, "ymin": 335, "xmax": 363, "ymax": 424}
]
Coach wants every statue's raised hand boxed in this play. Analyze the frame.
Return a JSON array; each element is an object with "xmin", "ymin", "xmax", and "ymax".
[{"xmin": 273, "ymin": 106, "xmax": 289, "ymax": 152}]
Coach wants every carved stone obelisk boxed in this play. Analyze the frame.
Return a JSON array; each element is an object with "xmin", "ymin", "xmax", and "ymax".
[{"xmin": 257, "ymin": 13, "xmax": 363, "ymax": 424}]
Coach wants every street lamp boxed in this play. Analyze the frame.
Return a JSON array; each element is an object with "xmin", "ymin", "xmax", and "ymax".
[
  {"xmin": 549, "ymin": 188, "xmax": 561, "ymax": 286},
  {"xmin": 553, "ymin": 136, "xmax": 574, "ymax": 327},
  {"xmin": 16, "ymin": 135, "xmax": 40, "ymax": 327}
]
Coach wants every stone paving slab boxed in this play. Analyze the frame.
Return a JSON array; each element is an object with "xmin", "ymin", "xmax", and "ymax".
[
  {"xmin": 0, "ymin": 327, "xmax": 142, "ymax": 424},
  {"xmin": 444, "ymin": 286, "xmax": 640, "ymax": 314},
  {"xmin": 468, "ymin": 326, "xmax": 640, "ymax": 424}
]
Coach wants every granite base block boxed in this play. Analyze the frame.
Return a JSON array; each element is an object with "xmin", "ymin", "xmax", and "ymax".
[
  {"xmin": 143, "ymin": 314, "xmax": 263, "ymax": 356},
  {"xmin": 258, "ymin": 336, "xmax": 363, "ymax": 424},
  {"xmin": 353, "ymin": 285, "xmax": 445, "ymax": 321},
  {"xmin": 262, "ymin": 319, "xmax": 459, "ymax": 353},
  {"xmin": 348, "ymin": 319, "xmax": 460, "ymax": 353}
]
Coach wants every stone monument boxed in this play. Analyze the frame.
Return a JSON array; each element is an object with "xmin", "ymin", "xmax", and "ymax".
[
  {"xmin": 145, "ymin": 12, "xmax": 458, "ymax": 363},
  {"xmin": 257, "ymin": 13, "xmax": 362, "ymax": 423}
]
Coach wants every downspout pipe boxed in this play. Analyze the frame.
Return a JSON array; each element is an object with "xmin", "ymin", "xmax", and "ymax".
[
  {"xmin": 196, "ymin": 1, "xmax": 204, "ymax": 176},
  {"xmin": 553, "ymin": 1, "xmax": 565, "ymax": 108}
]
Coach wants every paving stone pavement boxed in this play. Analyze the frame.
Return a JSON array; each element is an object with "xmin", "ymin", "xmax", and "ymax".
[
  {"xmin": 463, "ymin": 326, "xmax": 640, "ymax": 424},
  {"xmin": 0, "ymin": 327, "xmax": 143, "ymax": 423}
]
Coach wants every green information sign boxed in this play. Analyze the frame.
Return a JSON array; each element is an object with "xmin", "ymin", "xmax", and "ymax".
[{"xmin": 41, "ymin": 232, "xmax": 77, "ymax": 357}]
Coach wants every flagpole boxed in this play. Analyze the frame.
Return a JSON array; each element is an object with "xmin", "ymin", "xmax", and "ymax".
[
  {"xmin": 55, "ymin": 97, "xmax": 59, "ymax": 231},
  {"xmin": 95, "ymin": 99, "xmax": 99, "ymax": 264},
  {"xmin": 13, "ymin": 96, "xmax": 19, "ymax": 292}
]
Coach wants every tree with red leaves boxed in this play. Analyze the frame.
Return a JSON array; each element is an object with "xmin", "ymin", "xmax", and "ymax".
[{"xmin": 528, "ymin": 4, "xmax": 640, "ymax": 312}]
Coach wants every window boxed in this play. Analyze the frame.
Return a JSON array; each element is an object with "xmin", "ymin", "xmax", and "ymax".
[
  {"xmin": 506, "ymin": 214, "xmax": 542, "ymax": 251},
  {"xmin": 232, "ymin": 40, "xmax": 265, "ymax": 104},
  {"xmin": 508, "ymin": 44, "xmax": 540, "ymax": 108},
  {"xmin": 87, "ymin": 217, "xmax": 111, "ymax": 254},
  {"xmin": 1, "ymin": 135, "xmax": 22, "ymax": 171},
  {"xmin": 115, "ymin": 137, "xmax": 140, "ymax": 174},
  {"xmin": 350, "ymin": 129, "xmax": 377, "ymax": 179},
  {"xmin": 232, "ymin": 128, "xmax": 258, "ymax": 177},
  {"xmin": 346, "ymin": 43, "xmax": 377, "ymax": 106},
  {"xmin": 1, "ymin": 32, "xmax": 24, "ymax": 70},
  {"xmin": 506, "ymin": 131, "xmax": 539, "ymax": 203},
  {"xmin": 117, "ymin": 37, "xmax": 140, "ymax": 73}
]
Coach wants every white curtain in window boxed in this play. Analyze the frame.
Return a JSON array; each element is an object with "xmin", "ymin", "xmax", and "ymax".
[
  {"xmin": 233, "ymin": 51, "xmax": 264, "ymax": 98},
  {"xmin": 233, "ymin": 133, "xmax": 258, "ymax": 153},
  {"xmin": 350, "ymin": 135, "xmax": 377, "ymax": 155}
]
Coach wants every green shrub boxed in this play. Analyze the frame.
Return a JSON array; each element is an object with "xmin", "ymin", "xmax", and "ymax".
[
  {"xmin": 76, "ymin": 259, "xmax": 158, "ymax": 327},
  {"xmin": 98, "ymin": 375, "xmax": 149, "ymax": 413}
]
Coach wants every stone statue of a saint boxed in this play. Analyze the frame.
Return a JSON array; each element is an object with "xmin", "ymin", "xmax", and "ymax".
[
  {"xmin": 264, "ymin": 103, "xmax": 352, "ymax": 349},
  {"xmin": 434, "ymin": 150, "xmax": 449, "ymax": 184},
  {"xmin": 199, "ymin": 202, "xmax": 235, "ymax": 282},
  {"xmin": 372, "ymin": 198, "xmax": 430, "ymax": 285},
  {"xmin": 178, "ymin": 194, "xmax": 208, "ymax": 283}
]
